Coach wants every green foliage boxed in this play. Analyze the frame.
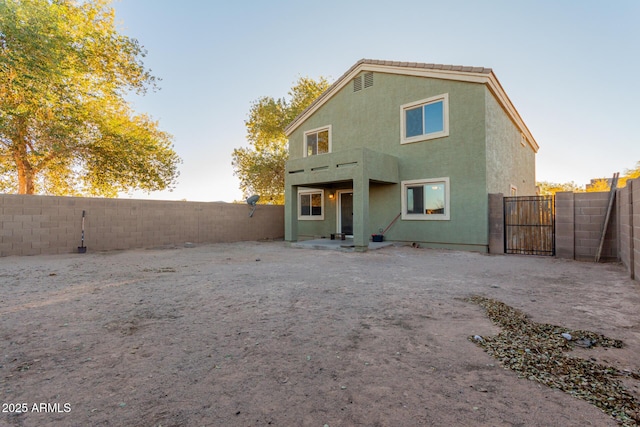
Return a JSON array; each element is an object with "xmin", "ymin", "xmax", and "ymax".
[
  {"xmin": 537, "ymin": 181, "xmax": 584, "ymax": 195},
  {"xmin": 231, "ymin": 146, "xmax": 287, "ymax": 205},
  {"xmin": 621, "ymin": 160, "xmax": 640, "ymax": 184},
  {"xmin": 0, "ymin": 0, "xmax": 180, "ymax": 195},
  {"xmin": 585, "ymin": 178, "xmax": 611, "ymax": 193},
  {"xmin": 586, "ymin": 161, "xmax": 640, "ymax": 192},
  {"xmin": 537, "ymin": 160, "xmax": 640, "ymax": 195},
  {"xmin": 232, "ymin": 76, "xmax": 329, "ymax": 204}
]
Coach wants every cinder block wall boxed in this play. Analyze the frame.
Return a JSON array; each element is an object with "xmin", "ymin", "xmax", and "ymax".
[
  {"xmin": 556, "ymin": 192, "xmax": 619, "ymax": 261},
  {"xmin": 635, "ymin": 178, "xmax": 640, "ymax": 280},
  {"xmin": 574, "ymin": 192, "xmax": 618, "ymax": 261},
  {"xmin": 554, "ymin": 192, "xmax": 575, "ymax": 259},
  {"xmin": 489, "ymin": 192, "xmax": 618, "ymax": 260},
  {"xmin": 618, "ymin": 182, "xmax": 633, "ymax": 277},
  {"xmin": 554, "ymin": 191, "xmax": 618, "ymax": 261},
  {"xmin": 0, "ymin": 194, "xmax": 284, "ymax": 256},
  {"xmin": 491, "ymin": 184, "xmax": 638, "ymax": 280},
  {"xmin": 555, "ymin": 179, "xmax": 640, "ymax": 279},
  {"xmin": 618, "ymin": 178, "xmax": 639, "ymax": 280},
  {"xmin": 487, "ymin": 193, "xmax": 504, "ymax": 254}
]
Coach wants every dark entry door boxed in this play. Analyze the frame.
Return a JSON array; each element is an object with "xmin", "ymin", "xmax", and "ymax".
[{"xmin": 340, "ymin": 192, "xmax": 353, "ymax": 235}]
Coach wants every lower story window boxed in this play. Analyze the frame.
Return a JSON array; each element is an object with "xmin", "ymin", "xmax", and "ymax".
[
  {"xmin": 401, "ymin": 177, "xmax": 450, "ymax": 220},
  {"xmin": 298, "ymin": 188, "xmax": 324, "ymax": 220}
]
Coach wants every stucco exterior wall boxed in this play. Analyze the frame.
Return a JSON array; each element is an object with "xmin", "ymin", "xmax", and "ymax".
[
  {"xmin": 0, "ymin": 194, "xmax": 284, "ymax": 256},
  {"xmin": 287, "ymin": 72, "xmax": 492, "ymax": 250},
  {"xmin": 288, "ymin": 73, "xmax": 487, "ymax": 163},
  {"xmin": 485, "ymin": 90, "xmax": 536, "ymax": 196},
  {"xmin": 294, "ymin": 183, "xmax": 351, "ymax": 241},
  {"xmin": 285, "ymin": 68, "xmax": 535, "ymax": 252}
]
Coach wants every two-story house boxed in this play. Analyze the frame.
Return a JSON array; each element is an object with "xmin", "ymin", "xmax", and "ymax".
[{"xmin": 284, "ymin": 59, "xmax": 538, "ymax": 252}]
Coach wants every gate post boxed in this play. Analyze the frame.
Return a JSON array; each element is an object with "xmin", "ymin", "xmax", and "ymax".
[
  {"xmin": 488, "ymin": 193, "xmax": 504, "ymax": 254},
  {"xmin": 555, "ymin": 191, "xmax": 575, "ymax": 259}
]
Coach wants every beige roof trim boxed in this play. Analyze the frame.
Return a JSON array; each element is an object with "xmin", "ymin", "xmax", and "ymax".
[
  {"xmin": 284, "ymin": 59, "xmax": 539, "ymax": 153},
  {"xmin": 484, "ymin": 73, "xmax": 539, "ymax": 152}
]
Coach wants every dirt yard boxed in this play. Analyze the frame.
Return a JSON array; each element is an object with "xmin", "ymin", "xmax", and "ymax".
[{"xmin": 1, "ymin": 241, "xmax": 639, "ymax": 426}]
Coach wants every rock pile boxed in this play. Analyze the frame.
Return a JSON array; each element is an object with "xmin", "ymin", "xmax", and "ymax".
[{"xmin": 467, "ymin": 295, "xmax": 639, "ymax": 426}]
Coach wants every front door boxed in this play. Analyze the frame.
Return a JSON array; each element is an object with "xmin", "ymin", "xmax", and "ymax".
[{"xmin": 338, "ymin": 191, "xmax": 353, "ymax": 236}]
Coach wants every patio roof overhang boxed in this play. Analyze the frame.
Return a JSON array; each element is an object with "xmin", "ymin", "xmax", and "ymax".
[{"xmin": 285, "ymin": 147, "xmax": 399, "ymax": 187}]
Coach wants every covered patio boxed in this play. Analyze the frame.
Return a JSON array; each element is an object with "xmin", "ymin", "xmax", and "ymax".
[{"xmin": 285, "ymin": 147, "xmax": 399, "ymax": 251}]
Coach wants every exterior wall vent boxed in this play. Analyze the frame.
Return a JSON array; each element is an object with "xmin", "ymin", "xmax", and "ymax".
[
  {"xmin": 353, "ymin": 72, "xmax": 373, "ymax": 92},
  {"xmin": 364, "ymin": 72, "xmax": 373, "ymax": 88},
  {"xmin": 353, "ymin": 76, "xmax": 362, "ymax": 92}
]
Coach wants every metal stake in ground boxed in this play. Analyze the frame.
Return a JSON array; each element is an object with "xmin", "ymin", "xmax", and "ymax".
[{"xmin": 78, "ymin": 210, "xmax": 87, "ymax": 253}]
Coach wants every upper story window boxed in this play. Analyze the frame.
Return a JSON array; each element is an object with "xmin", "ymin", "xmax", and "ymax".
[
  {"xmin": 304, "ymin": 126, "xmax": 331, "ymax": 157},
  {"xmin": 400, "ymin": 94, "xmax": 449, "ymax": 144}
]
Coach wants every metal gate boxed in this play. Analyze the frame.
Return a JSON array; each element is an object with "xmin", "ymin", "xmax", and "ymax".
[{"xmin": 504, "ymin": 196, "xmax": 555, "ymax": 255}]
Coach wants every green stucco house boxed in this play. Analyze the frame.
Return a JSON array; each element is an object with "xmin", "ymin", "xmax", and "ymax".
[{"xmin": 284, "ymin": 59, "xmax": 538, "ymax": 252}]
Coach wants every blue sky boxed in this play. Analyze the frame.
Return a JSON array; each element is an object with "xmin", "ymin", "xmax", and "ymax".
[{"xmin": 112, "ymin": 0, "xmax": 640, "ymax": 202}]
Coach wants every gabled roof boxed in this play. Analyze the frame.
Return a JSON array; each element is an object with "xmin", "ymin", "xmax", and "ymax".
[{"xmin": 284, "ymin": 59, "xmax": 538, "ymax": 152}]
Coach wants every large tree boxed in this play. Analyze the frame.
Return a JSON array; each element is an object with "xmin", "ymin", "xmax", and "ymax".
[
  {"xmin": 586, "ymin": 161, "xmax": 640, "ymax": 192},
  {"xmin": 537, "ymin": 160, "xmax": 640, "ymax": 195},
  {"xmin": 537, "ymin": 181, "xmax": 584, "ymax": 195},
  {"xmin": 622, "ymin": 160, "xmax": 640, "ymax": 184},
  {"xmin": 232, "ymin": 76, "xmax": 329, "ymax": 204},
  {"xmin": 0, "ymin": 0, "xmax": 180, "ymax": 196}
]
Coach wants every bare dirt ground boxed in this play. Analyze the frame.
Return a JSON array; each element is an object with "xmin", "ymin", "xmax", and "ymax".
[{"xmin": 1, "ymin": 241, "xmax": 639, "ymax": 427}]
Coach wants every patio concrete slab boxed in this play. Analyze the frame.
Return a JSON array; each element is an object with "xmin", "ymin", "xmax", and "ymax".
[{"xmin": 290, "ymin": 238, "xmax": 395, "ymax": 251}]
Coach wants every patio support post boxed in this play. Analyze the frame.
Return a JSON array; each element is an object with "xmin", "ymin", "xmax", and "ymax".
[
  {"xmin": 353, "ymin": 176, "xmax": 370, "ymax": 251},
  {"xmin": 285, "ymin": 184, "xmax": 298, "ymax": 242}
]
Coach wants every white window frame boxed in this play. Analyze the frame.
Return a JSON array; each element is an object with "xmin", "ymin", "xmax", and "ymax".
[
  {"xmin": 298, "ymin": 188, "xmax": 324, "ymax": 220},
  {"xmin": 401, "ymin": 177, "xmax": 450, "ymax": 221},
  {"xmin": 303, "ymin": 125, "xmax": 332, "ymax": 157},
  {"xmin": 400, "ymin": 93, "xmax": 449, "ymax": 144}
]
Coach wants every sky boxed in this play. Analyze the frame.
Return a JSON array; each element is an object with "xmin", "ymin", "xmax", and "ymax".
[{"xmin": 112, "ymin": 0, "xmax": 640, "ymax": 202}]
